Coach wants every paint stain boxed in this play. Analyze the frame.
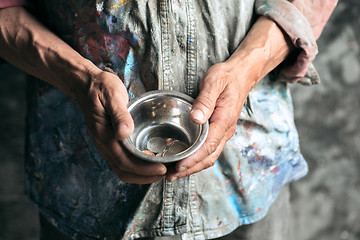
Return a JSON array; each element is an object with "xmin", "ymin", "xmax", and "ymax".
[
  {"xmin": 237, "ymin": 160, "xmax": 242, "ymax": 182},
  {"xmin": 111, "ymin": 0, "xmax": 135, "ymax": 10},
  {"xmin": 271, "ymin": 166, "xmax": 278, "ymax": 173}
]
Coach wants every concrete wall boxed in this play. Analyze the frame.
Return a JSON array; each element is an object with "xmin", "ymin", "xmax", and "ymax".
[
  {"xmin": 289, "ymin": 1, "xmax": 360, "ymax": 239},
  {"xmin": 0, "ymin": 1, "xmax": 359, "ymax": 239}
]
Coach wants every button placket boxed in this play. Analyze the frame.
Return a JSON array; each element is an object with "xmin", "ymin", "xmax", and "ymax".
[
  {"xmin": 159, "ymin": 0, "xmax": 203, "ymax": 234},
  {"xmin": 160, "ymin": 0, "xmax": 174, "ymax": 91},
  {"xmin": 185, "ymin": 0, "xmax": 197, "ymax": 98},
  {"xmin": 159, "ymin": 0, "xmax": 189, "ymax": 233}
]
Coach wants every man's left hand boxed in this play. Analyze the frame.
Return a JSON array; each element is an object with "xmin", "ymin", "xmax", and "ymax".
[{"xmin": 166, "ymin": 61, "xmax": 252, "ymax": 181}]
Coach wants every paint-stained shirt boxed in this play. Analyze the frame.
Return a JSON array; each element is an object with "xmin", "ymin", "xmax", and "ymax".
[{"xmin": 15, "ymin": 0, "xmax": 331, "ymax": 239}]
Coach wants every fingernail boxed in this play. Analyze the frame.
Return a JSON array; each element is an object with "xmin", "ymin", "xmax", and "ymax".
[
  {"xmin": 178, "ymin": 166, "xmax": 187, "ymax": 172},
  {"xmin": 168, "ymin": 176, "xmax": 178, "ymax": 182},
  {"xmin": 191, "ymin": 109, "xmax": 205, "ymax": 122},
  {"xmin": 119, "ymin": 123, "xmax": 128, "ymax": 133}
]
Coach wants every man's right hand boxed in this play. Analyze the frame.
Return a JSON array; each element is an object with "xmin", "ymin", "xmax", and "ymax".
[
  {"xmin": 75, "ymin": 70, "xmax": 167, "ymax": 184},
  {"xmin": 0, "ymin": 7, "xmax": 166, "ymax": 184}
]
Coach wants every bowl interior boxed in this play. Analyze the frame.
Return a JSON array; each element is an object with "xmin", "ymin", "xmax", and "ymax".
[{"xmin": 124, "ymin": 91, "xmax": 208, "ymax": 162}]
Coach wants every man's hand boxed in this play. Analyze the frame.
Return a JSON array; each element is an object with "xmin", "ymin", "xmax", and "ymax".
[
  {"xmin": 77, "ymin": 70, "xmax": 167, "ymax": 184},
  {"xmin": 166, "ymin": 62, "xmax": 250, "ymax": 181},
  {"xmin": 0, "ymin": 7, "xmax": 167, "ymax": 184},
  {"xmin": 166, "ymin": 16, "xmax": 294, "ymax": 181}
]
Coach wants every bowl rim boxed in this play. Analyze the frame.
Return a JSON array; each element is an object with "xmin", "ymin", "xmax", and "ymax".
[{"xmin": 121, "ymin": 90, "xmax": 209, "ymax": 163}]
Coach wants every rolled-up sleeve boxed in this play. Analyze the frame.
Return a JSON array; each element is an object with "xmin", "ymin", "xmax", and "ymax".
[{"xmin": 255, "ymin": 0, "xmax": 338, "ymax": 85}]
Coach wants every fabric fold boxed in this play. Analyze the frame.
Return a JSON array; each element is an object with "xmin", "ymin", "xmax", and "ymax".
[{"xmin": 255, "ymin": 0, "xmax": 319, "ymax": 85}]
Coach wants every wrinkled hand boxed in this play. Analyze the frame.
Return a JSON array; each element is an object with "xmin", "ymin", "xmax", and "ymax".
[
  {"xmin": 166, "ymin": 62, "xmax": 252, "ymax": 181},
  {"xmin": 76, "ymin": 70, "xmax": 167, "ymax": 184}
]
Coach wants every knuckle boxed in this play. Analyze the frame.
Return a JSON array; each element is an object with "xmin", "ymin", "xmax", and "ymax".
[
  {"xmin": 196, "ymin": 94, "xmax": 215, "ymax": 111},
  {"xmin": 206, "ymin": 156, "xmax": 218, "ymax": 168},
  {"xmin": 192, "ymin": 156, "xmax": 202, "ymax": 165},
  {"xmin": 228, "ymin": 125, "xmax": 237, "ymax": 137},
  {"xmin": 218, "ymin": 117, "xmax": 237, "ymax": 135},
  {"xmin": 223, "ymin": 120, "xmax": 232, "ymax": 132},
  {"xmin": 215, "ymin": 62, "xmax": 229, "ymax": 71},
  {"xmin": 111, "ymin": 111, "xmax": 125, "ymax": 124},
  {"xmin": 109, "ymin": 108, "xmax": 130, "ymax": 127},
  {"xmin": 205, "ymin": 138, "xmax": 220, "ymax": 156}
]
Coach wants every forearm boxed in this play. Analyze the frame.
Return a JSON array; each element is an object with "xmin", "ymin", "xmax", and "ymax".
[
  {"xmin": 0, "ymin": 6, "xmax": 166, "ymax": 183},
  {"xmin": 226, "ymin": 16, "xmax": 292, "ymax": 90},
  {"xmin": 0, "ymin": 6, "xmax": 99, "ymax": 98}
]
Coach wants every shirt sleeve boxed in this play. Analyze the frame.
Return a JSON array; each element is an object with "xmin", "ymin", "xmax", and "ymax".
[
  {"xmin": 0, "ymin": 0, "xmax": 28, "ymax": 8},
  {"xmin": 255, "ymin": 0, "xmax": 338, "ymax": 85}
]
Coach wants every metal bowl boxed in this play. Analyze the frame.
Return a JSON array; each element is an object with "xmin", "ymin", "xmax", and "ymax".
[{"xmin": 121, "ymin": 90, "xmax": 209, "ymax": 163}]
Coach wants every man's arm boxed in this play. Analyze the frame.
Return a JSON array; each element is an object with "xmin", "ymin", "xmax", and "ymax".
[
  {"xmin": 167, "ymin": 16, "xmax": 294, "ymax": 181},
  {"xmin": 0, "ymin": 6, "xmax": 167, "ymax": 184},
  {"xmin": 168, "ymin": 0, "xmax": 338, "ymax": 180}
]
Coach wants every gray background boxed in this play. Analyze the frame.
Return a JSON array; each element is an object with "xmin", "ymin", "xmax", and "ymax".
[{"xmin": 0, "ymin": 1, "xmax": 359, "ymax": 239}]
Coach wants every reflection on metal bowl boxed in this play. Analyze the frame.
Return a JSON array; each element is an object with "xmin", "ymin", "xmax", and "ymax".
[{"xmin": 121, "ymin": 90, "xmax": 209, "ymax": 163}]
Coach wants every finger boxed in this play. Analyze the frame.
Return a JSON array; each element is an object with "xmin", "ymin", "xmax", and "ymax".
[
  {"xmin": 114, "ymin": 170, "xmax": 165, "ymax": 184},
  {"xmin": 109, "ymin": 97, "xmax": 134, "ymax": 140},
  {"xmin": 177, "ymin": 98, "xmax": 236, "ymax": 172},
  {"xmin": 190, "ymin": 74, "xmax": 224, "ymax": 124},
  {"xmin": 96, "ymin": 134, "xmax": 168, "ymax": 177},
  {"xmin": 166, "ymin": 130, "xmax": 229, "ymax": 181},
  {"xmin": 174, "ymin": 118, "xmax": 228, "ymax": 172}
]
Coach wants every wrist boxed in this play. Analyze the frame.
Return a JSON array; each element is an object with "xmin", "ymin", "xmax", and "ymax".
[
  {"xmin": 63, "ymin": 58, "xmax": 102, "ymax": 99},
  {"xmin": 225, "ymin": 16, "xmax": 293, "ymax": 89},
  {"xmin": 225, "ymin": 52, "xmax": 259, "ymax": 92}
]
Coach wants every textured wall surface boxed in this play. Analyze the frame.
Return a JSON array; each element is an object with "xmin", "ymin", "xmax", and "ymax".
[
  {"xmin": 289, "ymin": 1, "xmax": 360, "ymax": 239},
  {"xmin": 0, "ymin": 64, "xmax": 37, "ymax": 239},
  {"xmin": 0, "ymin": 1, "xmax": 359, "ymax": 239}
]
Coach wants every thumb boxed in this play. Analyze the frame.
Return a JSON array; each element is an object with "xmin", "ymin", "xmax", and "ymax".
[
  {"xmin": 107, "ymin": 85, "xmax": 134, "ymax": 140},
  {"xmin": 190, "ymin": 77, "xmax": 220, "ymax": 124}
]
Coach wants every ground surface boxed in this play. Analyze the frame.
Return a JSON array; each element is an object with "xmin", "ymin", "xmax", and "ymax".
[{"xmin": 0, "ymin": 1, "xmax": 359, "ymax": 239}]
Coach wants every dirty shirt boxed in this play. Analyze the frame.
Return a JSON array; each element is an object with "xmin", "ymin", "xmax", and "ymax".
[{"xmin": 24, "ymin": 0, "xmax": 316, "ymax": 239}]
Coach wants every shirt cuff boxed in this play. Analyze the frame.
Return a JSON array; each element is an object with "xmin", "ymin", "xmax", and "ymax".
[
  {"xmin": 255, "ymin": 0, "xmax": 319, "ymax": 85},
  {"xmin": 0, "ymin": 0, "xmax": 28, "ymax": 8},
  {"xmin": 291, "ymin": 0, "xmax": 338, "ymax": 40}
]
